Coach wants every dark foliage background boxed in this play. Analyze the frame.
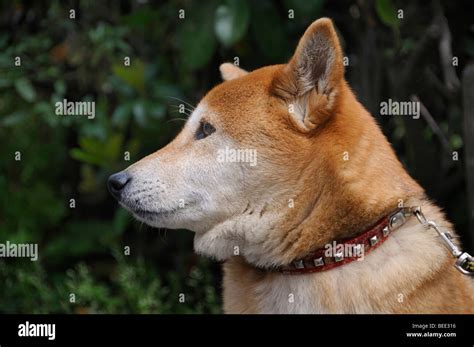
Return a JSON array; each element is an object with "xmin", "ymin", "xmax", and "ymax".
[{"xmin": 1, "ymin": 0, "xmax": 473, "ymax": 313}]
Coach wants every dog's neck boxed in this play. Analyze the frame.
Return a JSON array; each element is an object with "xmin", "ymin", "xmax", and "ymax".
[
  {"xmin": 276, "ymin": 208, "xmax": 409, "ymax": 274},
  {"xmin": 221, "ymin": 201, "xmax": 466, "ymax": 313},
  {"xmin": 194, "ymin": 85, "xmax": 424, "ymax": 269},
  {"xmin": 257, "ymin": 86, "xmax": 425, "ymax": 267}
]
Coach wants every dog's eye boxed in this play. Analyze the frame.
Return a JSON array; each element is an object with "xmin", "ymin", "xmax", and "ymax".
[{"xmin": 196, "ymin": 121, "xmax": 216, "ymax": 140}]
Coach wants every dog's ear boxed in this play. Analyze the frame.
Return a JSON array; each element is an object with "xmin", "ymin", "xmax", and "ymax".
[
  {"xmin": 271, "ymin": 18, "xmax": 344, "ymax": 132},
  {"xmin": 220, "ymin": 63, "xmax": 248, "ymax": 81}
]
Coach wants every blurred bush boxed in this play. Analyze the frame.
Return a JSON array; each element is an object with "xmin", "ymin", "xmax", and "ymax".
[{"xmin": 0, "ymin": 0, "xmax": 473, "ymax": 313}]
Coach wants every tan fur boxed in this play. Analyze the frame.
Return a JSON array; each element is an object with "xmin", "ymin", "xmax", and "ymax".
[
  {"xmin": 210, "ymin": 19, "xmax": 474, "ymax": 313},
  {"xmin": 219, "ymin": 63, "xmax": 248, "ymax": 81},
  {"xmin": 223, "ymin": 201, "xmax": 474, "ymax": 313},
  {"xmin": 116, "ymin": 18, "xmax": 474, "ymax": 313}
]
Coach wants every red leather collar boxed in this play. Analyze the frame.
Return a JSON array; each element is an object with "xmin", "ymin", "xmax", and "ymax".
[{"xmin": 279, "ymin": 208, "xmax": 409, "ymax": 275}]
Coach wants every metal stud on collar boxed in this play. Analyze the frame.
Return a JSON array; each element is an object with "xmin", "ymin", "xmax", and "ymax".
[
  {"xmin": 389, "ymin": 211, "xmax": 406, "ymax": 230},
  {"xmin": 353, "ymin": 244, "xmax": 363, "ymax": 256},
  {"xmin": 334, "ymin": 252, "xmax": 344, "ymax": 262},
  {"xmin": 313, "ymin": 257, "xmax": 324, "ymax": 267},
  {"xmin": 293, "ymin": 260, "xmax": 305, "ymax": 269},
  {"xmin": 369, "ymin": 235, "xmax": 379, "ymax": 246},
  {"xmin": 281, "ymin": 206, "xmax": 473, "ymax": 275}
]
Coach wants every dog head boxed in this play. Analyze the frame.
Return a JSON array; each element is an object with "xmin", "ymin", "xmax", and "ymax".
[{"xmin": 108, "ymin": 18, "xmax": 383, "ymax": 267}]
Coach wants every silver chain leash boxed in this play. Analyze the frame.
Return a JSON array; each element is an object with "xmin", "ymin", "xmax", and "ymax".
[{"xmin": 409, "ymin": 206, "xmax": 474, "ymax": 275}]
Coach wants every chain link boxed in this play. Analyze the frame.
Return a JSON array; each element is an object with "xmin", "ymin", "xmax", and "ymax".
[{"xmin": 411, "ymin": 206, "xmax": 473, "ymax": 275}]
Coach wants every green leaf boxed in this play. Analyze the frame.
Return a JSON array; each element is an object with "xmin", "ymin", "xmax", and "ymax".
[
  {"xmin": 149, "ymin": 103, "xmax": 166, "ymax": 120},
  {"xmin": 133, "ymin": 101, "xmax": 147, "ymax": 127},
  {"xmin": 44, "ymin": 220, "xmax": 115, "ymax": 262},
  {"xmin": 78, "ymin": 164, "xmax": 98, "ymax": 193},
  {"xmin": 112, "ymin": 59, "xmax": 146, "ymax": 94},
  {"xmin": 251, "ymin": 0, "xmax": 289, "ymax": 61},
  {"xmin": 33, "ymin": 101, "xmax": 54, "ymax": 117},
  {"xmin": 1, "ymin": 111, "xmax": 28, "ymax": 127},
  {"xmin": 375, "ymin": 0, "xmax": 399, "ymax": 28},
  {"xmin": 14, "ymin": 77, "xmax": 36, "ymax": 102},
  {"xmin": 112, "ymin": 103, "xmax": 133, "ymax": 127},
  {"xmin": 122, "ymin": 8, "xmax": 157, "ymax": 31},
  {"xmin": 70, "ymin": 148, "xmax": 104, "ymax": 166},
  {"xmin": 79, "ymin": 137, "xmax": 105, "ymax": 159},
  {"xmin": 113, "ymin": 208, "xmax": 131, "ymax": 235},
  {"xmin": 450, "ymin": 134, "xmax": 463, "ymax": 150},
  {"xmin": 283, "ymin": 0, "xmax": 325, "ymax": 18},
  {"xmin": 103, "ymin": 133, "xmax": 123, "ymax": 161},
  {"xmin": 54, "ymin": 80, "xmax": 66, "ymax": 95},
  {"xmin": 214, "ymin": 0, "xmax": 250, "ymax": 47},
  {"xmin": 177, "ymin": 3, "xmax": 217, "ymax": 70},
  {"xmin": 0, "ymin": 77, "xmax": 12, "ymax": 88},
  {"xmin": 125, "ymin": 138, "xmax": 140, "ymax": 161}
]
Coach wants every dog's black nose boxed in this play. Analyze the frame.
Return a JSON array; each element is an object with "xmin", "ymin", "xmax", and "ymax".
[{"xmin": 108, "ymin": 172, "xmax": 131, "ymax": 199}]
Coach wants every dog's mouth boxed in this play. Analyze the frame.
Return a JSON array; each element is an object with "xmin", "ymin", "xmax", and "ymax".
[
  {"xmin": 116, "ymin": 189, "xmax": 203, "ymax": 227},
  {"xmin": 131, "ymin": 207, "xmax": 179, "ymax": 220},
  {"xmin": 119, "ymin": 198, "xmax": 198, "ymax": 223}
]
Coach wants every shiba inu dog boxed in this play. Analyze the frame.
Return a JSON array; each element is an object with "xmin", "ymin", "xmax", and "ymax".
[{"xmin": 108, "ymin": 18, "xmax": 474, "ymax": 313}]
